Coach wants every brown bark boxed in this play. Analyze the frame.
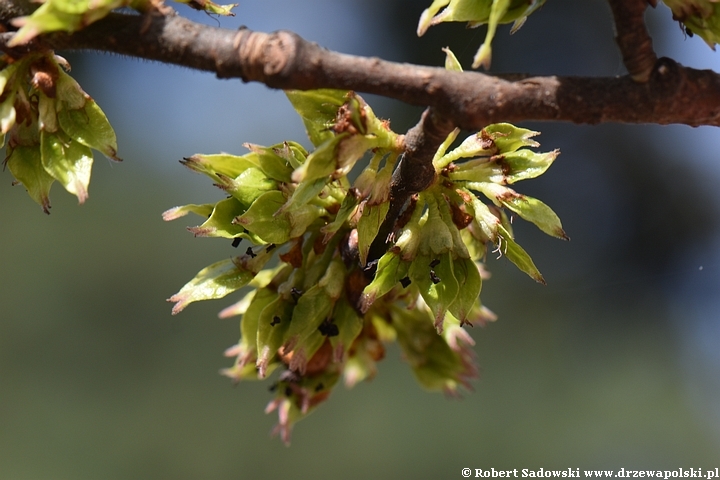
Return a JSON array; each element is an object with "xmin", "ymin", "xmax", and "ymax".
[{"xmin": 1, "ymin": 3, "xmax": 720, "ymax": 130}]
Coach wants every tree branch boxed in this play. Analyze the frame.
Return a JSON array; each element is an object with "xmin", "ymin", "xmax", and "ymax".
[
  {"xmin": 2, "ymin": 8, "xmax": 720, "ymax": 129},
  {"xmin": 608, "ymin": 0, "xmax": 657, "ymax": 82},
  {"xmin": 366, "ymin": 108, "xmax": 455, "ymax": 265}
]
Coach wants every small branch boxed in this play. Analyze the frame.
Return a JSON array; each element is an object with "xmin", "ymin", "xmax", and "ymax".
[
  {"xmin": 1, "ymin": 10, "xmax": 718, "ymax": 129},
  {"xmin": 367, "ymin": 108, "xmax": 455, "ymax": 265},
  {"xmin": 608, "ymin": 0, "xmax": 657, "ymax": 83}
]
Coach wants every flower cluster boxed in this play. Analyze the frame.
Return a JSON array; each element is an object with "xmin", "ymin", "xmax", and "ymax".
[
  {"xmin": 663, "ymin": 0, "xmax": 720, "ymax": 46},
  {"xmin": 418, "ymin": 0, "xmax": 547, "ymax": 69},
  {"xmin": 165, "ymin": 88, "xmax": 565, "ymax": 443},
  {"xmin": 1, "ymin": 53, "xmax": 119, "ymax": 212},
  {"xmin": 8, "ymin": 0, "xmax": 237, "ymax": 47}
]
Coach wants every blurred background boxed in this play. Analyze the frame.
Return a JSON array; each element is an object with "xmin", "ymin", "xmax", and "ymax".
[{"xmin": 2, "ymin": 0, "xmax": 720, "ymax": 477}]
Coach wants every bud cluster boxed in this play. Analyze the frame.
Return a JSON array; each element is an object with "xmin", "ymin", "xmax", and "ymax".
[
  {"xmin": 663, "ymin": 0, "xmax": 720, "ymax": 46},
  {"xmin": 417, "ymin": 0, "xmax": 547, "ymax": 69},
  {"xmin": 166, "ymin": 88, "xmax": 565, "ymax": 443},
  {"xmin": 1, "ymin": 53, "xmax": 120, "ymax": 212},
  {"xmin": 8, "ymin": 0, "xmax": 238, "ymax": 48}
]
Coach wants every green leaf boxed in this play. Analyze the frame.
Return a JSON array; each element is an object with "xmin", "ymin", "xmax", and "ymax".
[
  {"xmin": 502, "ymin": 149, "xmax": 559, "ymax": 183},
  {"xmin": 243, "ymin": 143, "xmax": 296, "ymax": 182},
  {"xmin": 40, "ymin": 129, "xmax": 93, "ymax": 204},
  {"xmin": 9, "ymin": 0, "xmax": 126, "ymax": 46},
  {"xmin": 391, "ymin": 305, "xmax": 473, "ymax": 393},
  {"xmin": 447, "ymin": 257, "xmax": 482, "ymax": 323},
  {"xmin": 232, "ymin": 287, "xmax": 278, "ymax": 366},
  {"xmin": 214, "ymin": 168, "xmax": 277, "ymax": 207},
  {"xmin": 162, "ymin": 203, "xmax": 215, "ymax": 221},
  {"xmin": 442, "ymin": 47, "xmax": 463, "ymax": 72},
  {"xmin": 320, "ymin": 190, "xmax": 360, "ymax": 240},
  {"xmin": 417, "ymin": 195, "xmax": 453, "ymax": 256},
  {"xmin": 256, "ymin": 297, "xmax": 294, "ymax": 378},
  {"xmin": 409, "ymin": 251, "xmax": 460, "ymax": 331},
  {"xmin": 234, "ymin": 191, "xmax": 290, "ymax": 243},
  {"xmin": 500, "ymin": 194, "xmax": 568, "ymax": 240},
  {"xmin": 169, "ymin": 247, "xmax": 273, "ymax": 314},
  {"xmin": 417, "ymin": 0, "xmax": 546, "ymax": 69},
  {"xmin": 496, "ymin": 224, "xmax": 545, "ymax": 284},
  {"xmin": 181, "ymin": 153, "xmax": 258, "ymax": 180},
  {"xmin": 432, "ymin": 128, "xmax": 460, "ymax": 167},
  {"xmin": 357, "ymin": 201, "xmax": 389, "ymax": 266},
  {"xmin": 483, "ymin": 123, "xmax": 540, "ymax": 153},
  {"xmin": 466, "ymin": 191, "xmax": 500, "ymax": 243},
  {"xmin": 291, "ymin": 134, "xmax": 346, "ymax": 184},
  {"xmin": 328, "ymin": 298, "xmax": 364, "ymax": 363},
  {"xmin": 57, "ymin": 72, "xmax": 120, "ymax": 161},
  {"xmin": 187, "ymin": 197, "xmax": 254, "ymax": 240},
  {"xmin": 5, "ymin": 144, "xmax": 55, "ymax": 214},
  {"xmin": 280, "ymin": 177, "xmax": 327, "ymax": 212},
  {"xmin": 0, "ymin": 92, "xmax": 17, "ymax": 136},
  {"xmin": 435, "ymin": 131, "xmax": 496, "ymax": 168},
  {"xmin": 360, "ymin": 250, "xmax": 411, "ymax": 312},
  {"xmin": 285, "ymin": 89, "xmax": 347, "ymax": 147}
]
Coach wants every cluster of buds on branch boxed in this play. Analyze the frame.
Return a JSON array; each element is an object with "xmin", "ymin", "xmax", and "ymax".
[{"xmin": 164, "ymin": 87, "xmax": 565, "ymax": 443}]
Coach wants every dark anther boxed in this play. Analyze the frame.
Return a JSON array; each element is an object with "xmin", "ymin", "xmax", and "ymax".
[
  {"xmin": 231, "ymin": 238, "xmax": 242, "ymax": 248},
  {"xmin": 268, "ymin": 382, "xmax": 278, "ymax": 392},
  {"xmin": 291, "ymin": 288, "xmax": 303, "ymax": 303},
  {"xmin": 430, "ymin": 270, "xmax": 441, "ymax": 284},
  {"xmin": 318, "ymin": 318, "xmax": 339, "ymax": 336},
  {"xmin": 266, "ymin": 243, "xmax": 276, "ymax": 252},
  {"xmin": 400, "ymin": 276, "xmax": 411, "ymax": 288},
  {"xmin": 270, "ymin": 316, "xmax": 282, "ymax": 326},
  {"xmin": 284, "ymin": 386, "xmax": 293, "ymax": 397},
  {"xmin": 245, "ymin": 246, "xmax": 257, "ymax": 258},
  {"xmin": 318, "ymin": 319, "xmax": 339, "ymax": 337},
  {"xmin": 315, "ymin": 383, "xmax": 324, "ymax": 392},
  {"xmin": 429, "ymin": 258, "xmax": 440, "ymax": 268}
]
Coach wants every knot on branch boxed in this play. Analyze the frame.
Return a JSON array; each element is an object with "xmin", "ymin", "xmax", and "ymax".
[
  {"xmin": 651, "ymin": 57, "xmax": 680, "ymax": 85},
  {"xmin": 232, "ymin": 29, "xmax": 297, "ymax": 84}
]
